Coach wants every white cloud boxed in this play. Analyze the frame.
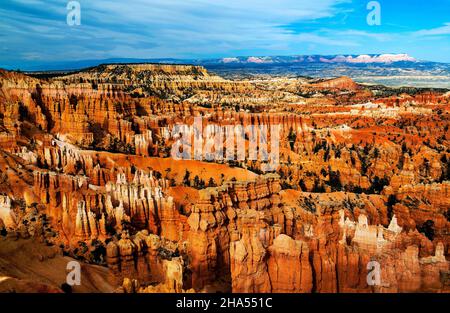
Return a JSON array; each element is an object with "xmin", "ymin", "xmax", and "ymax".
[
  {"xmin": 1, "ymin": 0, "xmax": 349, "ymax": 61},
  {"xmin": 413, "ymin": 23, "xmax": 450, "ymax": 36}
]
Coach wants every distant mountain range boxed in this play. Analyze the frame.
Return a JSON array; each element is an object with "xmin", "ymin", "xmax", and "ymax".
[
  {"xmin": 1, "ymin": 53, "xmax": 423, "ymax": 71},
  {"xmin": 3, "ymin": 54, "xmax": 450, "ymax": 89},
  {"xmin": 200, "ymin": 54, "xmax": 419, "ymax": 65}
]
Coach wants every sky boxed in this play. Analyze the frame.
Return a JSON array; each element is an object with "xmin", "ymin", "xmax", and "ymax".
[{"xmin": 1, "ymin": 0, "xmax": 450, "ymax": 69}]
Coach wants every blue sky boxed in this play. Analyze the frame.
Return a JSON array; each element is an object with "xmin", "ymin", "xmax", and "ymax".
[{"xmin": 1, "ymin": 0, "xmax": 450, "ymax": 69}]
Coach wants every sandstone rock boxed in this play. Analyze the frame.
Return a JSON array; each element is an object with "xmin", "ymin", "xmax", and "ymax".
[{"xmin": 268, "ymin": 234, "xmax": 313, "ymax": 293}]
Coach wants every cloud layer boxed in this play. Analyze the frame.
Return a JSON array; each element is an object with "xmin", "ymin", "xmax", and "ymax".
[{"xmin": 1, "ymin": 0, "xmax": 450, "ymax": 67}]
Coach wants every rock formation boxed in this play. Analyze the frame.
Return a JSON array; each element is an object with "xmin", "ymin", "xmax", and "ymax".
[{"xmin": 0, "ymin": 64, "xmax": 448, "ymax": 293}]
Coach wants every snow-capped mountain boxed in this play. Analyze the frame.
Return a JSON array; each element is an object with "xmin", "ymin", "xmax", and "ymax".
[{"xmin": 215, "ymin": 54, "xmax": 417, "ymax": 64}]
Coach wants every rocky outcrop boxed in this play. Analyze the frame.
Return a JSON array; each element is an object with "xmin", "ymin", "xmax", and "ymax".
[
  {"xmin": 230, "ymin": 229, "xmax": 271, "ymax": 292},
  {"xmin": 186, "ymin": 174, "xmax": 283, "ymax": 290},
  {"xmin": 312, "ymin": 76, "xmax": 359, "ymax": 90},
  {"xmin": 267, "ymin": 234, "xmax": 313, "ymax": 293},
  {"xmin": 106, "ymin": 230, "xmax": 182, "ymax": 286},
  {"xmin": 0, "ymin": 195, "xmax": 15, "ymax": 228}
]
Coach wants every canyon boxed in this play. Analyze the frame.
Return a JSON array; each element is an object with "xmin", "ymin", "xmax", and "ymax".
[{"xmin": 0, "ymin": 63, "xmax": 448, "ymax": 293}]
